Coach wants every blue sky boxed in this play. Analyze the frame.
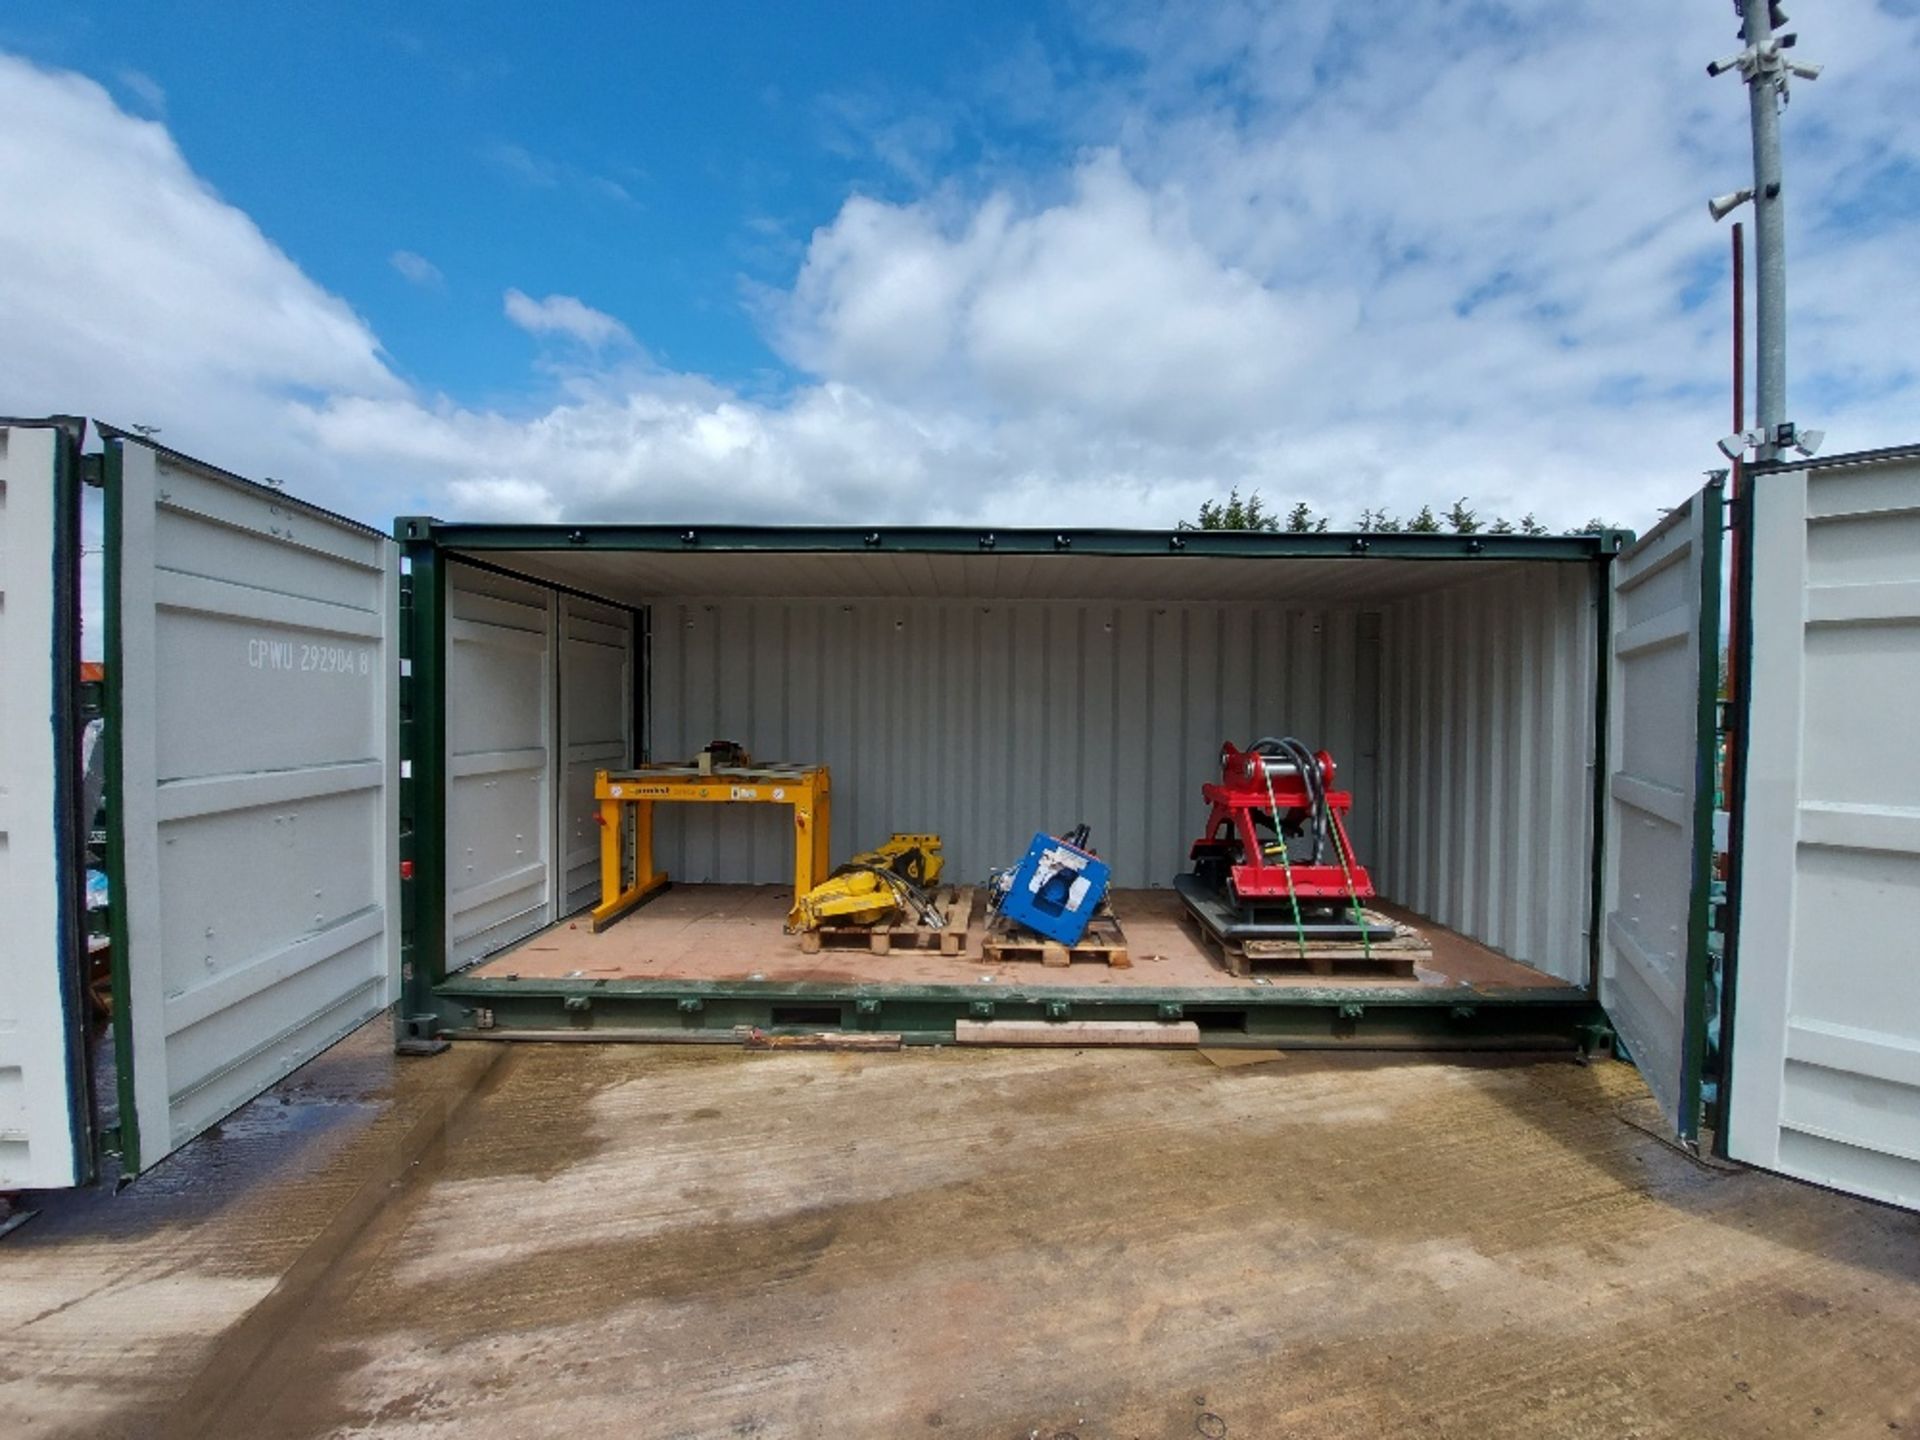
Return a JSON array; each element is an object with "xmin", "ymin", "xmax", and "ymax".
[
  {"xmin": 12, "ymin": 2, "xmax": 1087, "ymax": 398},
  {"xmin": 2, "ymin": 2, "xmax": 1917, "ymax": 531}
]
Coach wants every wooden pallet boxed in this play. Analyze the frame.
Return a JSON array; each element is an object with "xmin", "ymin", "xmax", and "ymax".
[
  {"xmin": 1182, "ymin": 903, "xmax": 1429, "ymax": 979},
  {"xmin": 799, "ymin": 884, "xmax": 975, "ymax": 956},
  {"xmin": 982, "ymin": 902, "xmax": 1131, "ymax": 968}
]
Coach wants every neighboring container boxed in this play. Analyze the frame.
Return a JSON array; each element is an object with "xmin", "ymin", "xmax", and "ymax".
[{"xmin": 0, "ymin": 418, "xmax": 1913, "ymax": 1216}]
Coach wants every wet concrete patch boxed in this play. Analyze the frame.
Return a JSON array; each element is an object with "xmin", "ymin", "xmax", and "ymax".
[
  {"xmin": 12, "ymin": 1029, "xmax": 403, "ymax": 1258},
  {"xmin": 0, "ymin": 1021, "xmax": 502, "ymax": 1439}
]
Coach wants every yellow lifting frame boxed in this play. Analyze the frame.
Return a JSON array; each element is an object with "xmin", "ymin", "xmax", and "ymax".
[{"xmin": 591, "ymin": 763, "xmax": 832, "ymax": 931}]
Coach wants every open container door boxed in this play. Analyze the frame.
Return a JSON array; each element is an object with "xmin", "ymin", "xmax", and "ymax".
[
  {"xmin": 1728, "ymin": 450, "xmax": 1920, "ymax": 1211},
  {"xmin": 0, "ymin": 422, "xmax": 89, "ymax": 1189},
  {"xmin": 558, "ymin": 593, "xmax": 635, "ymax": 916},
  {"xmin": 443, "ymin": 563, "xmax": 556, "ymax": 967},
  {"xmin": 1601, "ymin": 481, "xmax": 1723, "ymax": 1145},
  {"xmin": 104, "ymin": 435, "xmax": 400, "ymax": 1173}
]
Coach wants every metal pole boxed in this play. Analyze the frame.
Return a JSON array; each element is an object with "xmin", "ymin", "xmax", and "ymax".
[
  {"xmin": 1731, "ymin": 222, "xmax": 1745, "ymax": 439},
  {"xmin": 1741, "ymin": 0, "xmax": 1786, "ymax": 463},
  {"xmin": 1723, "ymin": 222, "xmax": 1745, "ymax": 811}
]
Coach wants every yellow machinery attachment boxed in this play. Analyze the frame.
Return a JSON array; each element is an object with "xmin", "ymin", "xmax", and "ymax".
[{"xmin": 786, "ymin": 833, "xmax": 944, "ymax": 932}]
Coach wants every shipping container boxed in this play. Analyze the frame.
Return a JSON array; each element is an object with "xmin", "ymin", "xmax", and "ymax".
[{"xmin": 1, "ymin": 419, "xmax": 1914, "ymax": 1214}]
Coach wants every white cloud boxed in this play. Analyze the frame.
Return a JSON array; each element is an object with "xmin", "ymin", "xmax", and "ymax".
[
  {"xmin": 0, "ymin": 52, "xmax": 401, "ymax": 482},
  {"xmin": 390, "ymin": 249, "xmax": 443, "ymax": 287},
  {"xmin": 764, "ymin": 0, "xmax": 1920, "ymax": 526},
  {"xmin": 3, "ymin": 4, "xmax": 1918, "ymax": 539},
  {"xmin": 503, "ymin": 288, "xmax": 634, "ymax": 349},
  {"xmin": 774, "ymin": 156, "xmax": 1354, "ymax": 454},
  {"xmin": 484, "ymin": 141, "xmax": 635, "ymax": 205},
  {"xmin": 485, "ymin": 141, "xmax": 558, "ymax": 187},
  {"xmin": 115, "ymin": 67, "xmax": 166, "ymax": 117}
]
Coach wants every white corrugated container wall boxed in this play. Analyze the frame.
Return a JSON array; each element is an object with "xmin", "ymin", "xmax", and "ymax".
[
  {"xmin": 646, "ymin": 598, "xmax": 1373, "ymax": 892},
  {"xmin": 1375, "ymin": 563, "xmax": 1598, "ymax": 984},
  {"xmin": 646, "ymin": 568, "xmax": 1597, "ymax": 985}
]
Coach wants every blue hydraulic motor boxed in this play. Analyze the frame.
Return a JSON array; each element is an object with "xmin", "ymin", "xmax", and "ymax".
[{"xmin": 990, "ymin": 825, "xmax": 1111, "ymax": 946}]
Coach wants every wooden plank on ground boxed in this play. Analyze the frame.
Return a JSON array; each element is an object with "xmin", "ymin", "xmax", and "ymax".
[
  {"xmin": 1199, "ymin": 1047, "xmax": 1289, "ymax": 1068},
  {"xmin": 743, "ymin": 1030, "xmax": 903, "ymax": 1051},
  {"xmin": 954, "ymin": 1020, "xmax": 1201, "ymax": 1047}
]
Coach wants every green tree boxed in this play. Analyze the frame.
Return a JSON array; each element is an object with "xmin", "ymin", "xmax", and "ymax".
[
  {"xmin": 1188, "ymin": 493, "xmax": 1594, "ymax": 536},
  {"xmin": 1285, "ymin": 501, "xmax": 1330, "ymax": 533},
  {"xmin": 1189, "ymin": 487, "xmax": 1280, "ymax": 531},
  {"xmin": 1355, "ymin": 506, "xmax": 1401, "ymax": 533}
]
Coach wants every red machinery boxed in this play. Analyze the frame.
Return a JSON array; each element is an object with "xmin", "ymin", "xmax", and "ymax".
[{"xmin": 1177, "ymin": 737, "xmax": 1394, "ymax": 945}]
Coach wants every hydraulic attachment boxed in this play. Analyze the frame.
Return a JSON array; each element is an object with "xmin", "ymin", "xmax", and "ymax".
[
  {"xmin": 787, "ymin": 833, "xmax": 944, "ymax": 932},
  {"xmin": 1178, "ymin": 737, "xmax": 1395, "ymax": 947}
]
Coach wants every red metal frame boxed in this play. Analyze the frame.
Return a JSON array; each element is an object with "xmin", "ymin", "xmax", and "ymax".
[{"xmin": 1189, "ymin": 742, "xmax": 1374, "ymax": 904}]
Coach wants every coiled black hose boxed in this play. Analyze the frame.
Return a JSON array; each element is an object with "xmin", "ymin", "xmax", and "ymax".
[{"xmin": 1250, "ymin": 735, "xmax": 1330, "ymax": 864}]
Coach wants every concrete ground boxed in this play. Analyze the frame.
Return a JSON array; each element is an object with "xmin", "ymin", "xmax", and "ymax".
[{"xmin": 2, "ymin": 1024, "xmax": 1916, "ymax": 1440}]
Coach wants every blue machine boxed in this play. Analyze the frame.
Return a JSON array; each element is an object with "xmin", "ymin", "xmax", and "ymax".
[{"xmin": 995, "ymin": 830, "xmax": 1111, "ymax": 945}]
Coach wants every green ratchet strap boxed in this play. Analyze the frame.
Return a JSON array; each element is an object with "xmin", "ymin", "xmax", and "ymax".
[
  {"xmin": 1259, "ymin": 755, "xmax": 1311, "ymax": 961},
  {"xmin": 1328, "ymin": 818, "xmax": 1373, "ymax": 961}
]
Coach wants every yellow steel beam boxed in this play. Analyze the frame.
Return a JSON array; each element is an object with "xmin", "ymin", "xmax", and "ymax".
[{"xmin": 591, "ymin": 764, "xmax": 831, "ymax": 930}]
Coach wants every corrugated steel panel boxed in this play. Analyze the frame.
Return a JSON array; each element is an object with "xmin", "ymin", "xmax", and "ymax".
[
  {"xmin": 1602, "ymin": 490, "xmax": 1719, "ymax": 1138},
  {"xmin": 648, "ymin": 598, "xmax": 1375, "ymax": 890},
  {"xmin": 1731, "ymin": 453, "xmax": 1920, "ymax": 1210},
  {"xmin": 446, "ymin": 565, "xmax": 555, "ymax": 967},
  {"xmin": 0, "ymin": 426, "xmax": 83, "ymax": 1189},
  {"xmin": 1375, "ymin": 564, "xmax": 1598, "ymax": 983},
  {"xmin": 112, "ymin": 439, "xmax": 399, "ymax": 1171},
  {"xmin": 462, "ymin": 545, "xmax": 1611, "ymax": 983},
  {"xmin": 558, "ymin": 594, "xmax": 632, "ymax": 915}
]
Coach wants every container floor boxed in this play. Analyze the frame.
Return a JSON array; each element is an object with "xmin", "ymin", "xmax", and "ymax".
[{"xmin": 466, "ymin": 884, "xmax": 1575, "ymax": 992}]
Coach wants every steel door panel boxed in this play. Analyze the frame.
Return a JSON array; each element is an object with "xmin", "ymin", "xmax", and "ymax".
[
  {"xmin": 446, "ymin": 564, "xmax": 555, "ymax": 967},
  {"xmin": 110, "ymin": 439, "xmax": 398, "ymax": 1172},
  {"xmin": 1730, "ymin": 455, "xmax": 1920, "ymax": 1210},
  {"xmin": 0, "ymin": 424, "xmax": 86, "ymax": 1189},
  {"xmin": 1602, "ymin": 485, "xmax": 1721, "ymax": 1142},
  {"xmin": 559, "ymin": 595, "xmax": 632, "ymax": 915}
]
